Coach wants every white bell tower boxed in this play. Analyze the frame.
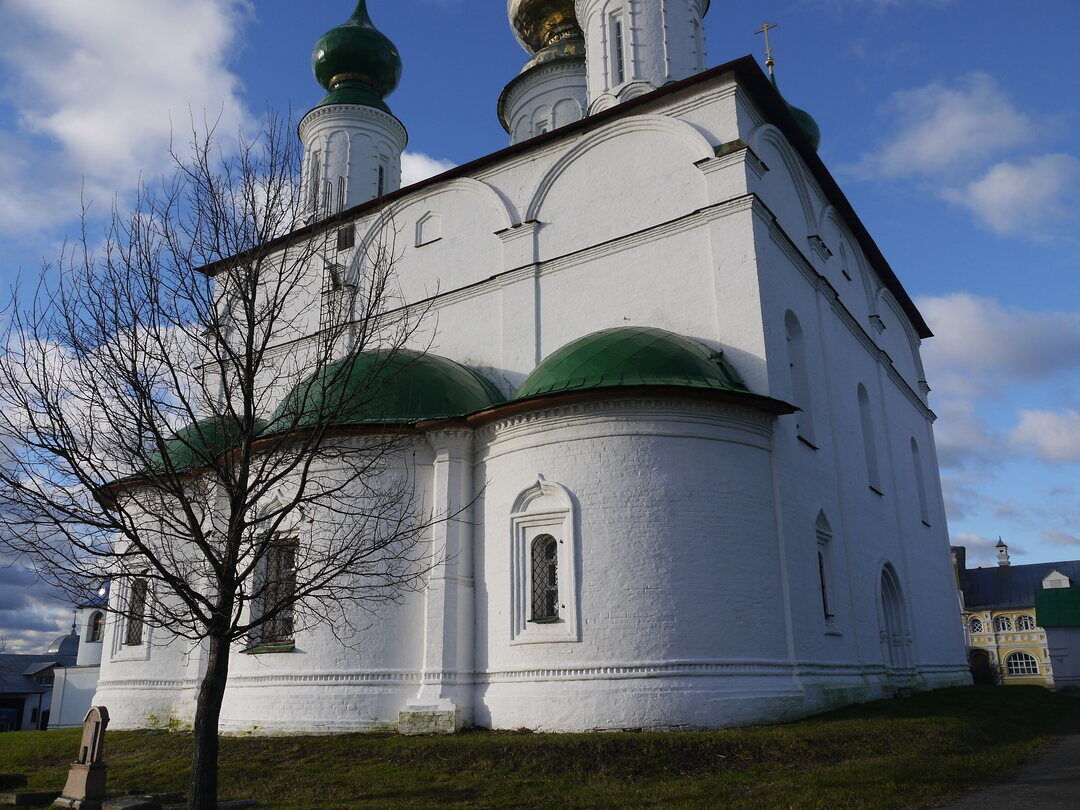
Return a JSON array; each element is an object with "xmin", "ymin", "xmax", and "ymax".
[
  {"xmin": 301, "ymin": 1, "xmax": 408, "ymax": 219},
  {"xmin": 574, "ymin": 0, "xmax": 709, "ymax": 112}
]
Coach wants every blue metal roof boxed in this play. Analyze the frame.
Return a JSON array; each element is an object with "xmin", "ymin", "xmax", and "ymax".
[{"xmin": 961, "ymin": 560, "xmax": 1080, "ymax": 609}]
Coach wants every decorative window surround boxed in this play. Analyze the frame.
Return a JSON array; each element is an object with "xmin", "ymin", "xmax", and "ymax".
[{"xmin": 509, "ymin": 476, "xmax": 580, "ymax": 645}]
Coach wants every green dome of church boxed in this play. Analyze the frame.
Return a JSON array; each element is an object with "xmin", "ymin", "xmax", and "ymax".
[
  {"xmin": 266, "ymin": 350, "xmax": 506, "ymax": 431},
  {"xmin": 312, "ymin": 1, "xmax": 402, "ymax": 112},
  {"xmin": 147, "ymin": 416, "xmax": 266, "ymax": 476},
  {"xmin": 515, "ymin": 327, "xmax": 749, "ymax": 400},
  {"xmin": 772, "ymin": 75, "xmax": 821, "ymax": 151}
]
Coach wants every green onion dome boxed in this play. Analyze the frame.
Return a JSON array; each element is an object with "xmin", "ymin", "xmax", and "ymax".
[
  {"xmin": 515, "ymin": 327, "xmax": 749, "ymax": 400},
  {"xmin": 771, "ymin": 75, "xmax": 821, "ymax": 151},
  {"xmin": 147, "ymin": 416, "xmax": 266, "ymax": 475},
  {"xmin": 266, "ymin": 350, "xmax": 506, "ymax": 432},
  {"xmin": 312, "ymin": 1, "xmax": 402, "ymax": 113}
]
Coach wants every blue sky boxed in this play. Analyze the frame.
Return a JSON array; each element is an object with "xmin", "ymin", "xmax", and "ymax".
[{"xmin": 0, "ymin": 0, "xmax": 1077, "ymax": 650}]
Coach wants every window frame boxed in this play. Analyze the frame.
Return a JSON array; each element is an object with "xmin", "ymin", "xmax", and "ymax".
[
  {"xmin": 994, "ymin": 615, "xmax": 1013, "ymax": 633},
  {"xmin": 968, "ymin": 617, "xmax": 983, "ymax": 634},
  {"xmin": 252, "ymin": 536, "xmax": 299, "ymax": 647},
  {"xmin": 124, "ymin": 578, "xmax": 148, "ymax": 647},
  {"xmin": 1005, "ymin": 651, "xmax": 1039, "ymax": 676},
  {"xmin": 509, "ymin": 477, "xmax": 580, "ymax": 645},
  {"xmin": 1016, "ymin": 615, "xmax": 1036, "ymax": 632},
  {"xmin": 88, "ymin": 611, "xmax": 106, "ymax": 643}
]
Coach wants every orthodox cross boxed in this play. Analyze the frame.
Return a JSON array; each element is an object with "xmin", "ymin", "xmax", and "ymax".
[{"xmin": 755, "ymin": 22, "xmax": 779, "ymax": 76}]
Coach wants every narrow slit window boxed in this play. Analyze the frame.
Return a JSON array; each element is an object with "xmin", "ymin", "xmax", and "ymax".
[
  {"xmin": 322, "ymin": 180, "xmax": 333, "ymax": 216},
  {"xmin": 336, "ymin": 176, "xmax": 347, "ymax": 213},
  {"xmin": 858, "ymin": 384, "xmax": 881, "ymax": 491},
  {"xmin": 612, "ymin": 17, "xmax": 626, "ymax": 85},
  {"xmin": 377, "ymin": 165, "xmax": 386, "ymax": 198},
  {"xmin": 530, "ymin": 535, "xmax": 559, "ymax": 621},
  {"xmin": 309, "ymin": 152, "xmax": 322, "ymax": 212}
]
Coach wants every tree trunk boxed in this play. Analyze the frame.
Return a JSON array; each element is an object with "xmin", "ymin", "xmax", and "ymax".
[{"xmin": 190, "ymin": 633, "xmax": 230, "ymax": 810}]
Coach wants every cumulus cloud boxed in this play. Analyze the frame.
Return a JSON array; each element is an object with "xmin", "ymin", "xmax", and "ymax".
[
  {"xmin": 855, "ymin": 74, "xmax": 1034, "ymax": 180},
  {"xmin": 0, "ymin": 0, "xmax": 253, "ymax": 236},
  {"xmin": 1011, "ymin": 409, "xmax": 1080, "ymax": 464},
  {"xmin": 853, "ymin": 73, "xmax": 1078, "ymax": 240},
  {"xmin": 401, "ymin": 152, "xmax": 457, "ymax": 188},
  {"xmin": 944, "ymin": 154, "xmax": 1080, "ymax": 239},
  {"xmin": 917, "ymin": 293, "xmax": 1080, "ymax": 398}
]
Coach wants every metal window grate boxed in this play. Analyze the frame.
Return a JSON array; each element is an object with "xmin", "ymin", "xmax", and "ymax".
[
  {"xmin": 530, "ymin": 535, "xmax": 559, "ymax": 621},
  {"xmin": 260, "ymin": 540, "xmax": 298, "ymax": 644},
  {"xmin": 125, "ymin": 579, "xmax": 148, "ymax": 646}
]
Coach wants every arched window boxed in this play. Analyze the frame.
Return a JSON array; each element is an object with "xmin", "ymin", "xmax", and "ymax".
[
  {"xmin": 1005, "ymin": 652, "xmax": 1039, "ymax": 676},
  {"xmin": 124, "ymin": 578, "xmax": 148, "ymax": 647},
  {"xmin": 610, "ymin": 13, "xmax": 628, "ymax": 85},
  {"xmin": 336, "ymin": 176, "xmax": 347, "ymax": 213},
  {"xmin": 254, "ymin": 537, "xmax": 299, "ymax": 645},
  {"xmin": 995, "ymin": 616, "xmax": 1013, "ymax": 633},
  {"xmin": 531, "ymin": 535, "xmax": 559, "ymax": 622},
  {"xmin": 88, "ymin": 612, "xmax": 105, "ymax": 643},
  {"xmin": 510, "ymin": 477, "xmax": 579, "ymax": 643},
  {"xmin": 308, "ymin": 150, "xmax": 322, "ymax": 212},
  {"xmin": 910, "ymin": 437, "xmax": 930, "ymax": 524},
  {"xmin": 880, "ymin": 565, "xmax": 909, "ymax": 668},
  {"xmin": 785, "ymin": 311, "xmax": 815, "ymax": 444},
  {"xmin": 969, "ymin": 617, "xmax": 983, "ymax": 634},
  {"xmin": 858, "ymin": 384, "xmax": 881, "ymax": 491},
  {"xmin": 815, "ymin": 512, "xmax": 834, "ymax": 623},
  {"xmin": 1017, "ymin": 615, "xmax": 1036, "ymax": 631}
]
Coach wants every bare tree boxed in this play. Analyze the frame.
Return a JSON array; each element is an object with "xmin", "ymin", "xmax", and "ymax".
[
  {"xmin": 0, "ymin": 633, "xmax": 6, "ymax": 653},
  {"xmin": 0, "ymin": 114, "xmax": 439, "ymax": 809}
]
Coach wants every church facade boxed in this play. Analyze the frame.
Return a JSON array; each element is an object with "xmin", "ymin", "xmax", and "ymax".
[{"xmin": 93, "ymin": 0, "xmax": 970, "ymax": 733}]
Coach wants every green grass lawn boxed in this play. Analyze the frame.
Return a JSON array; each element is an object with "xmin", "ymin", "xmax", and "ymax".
[{"xmin": 1, "ymin": 686, "xmax": 1077, "ymax": 809}]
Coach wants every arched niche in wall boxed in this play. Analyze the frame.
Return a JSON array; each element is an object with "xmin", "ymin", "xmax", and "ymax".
[
  {"xmin": 526, "ymin": 115, "xmax": 713, "ymax": 259},
  {"xmin": 749, "ymin": 124, "xmax": 817, "ymax": 244},
  {"xmin": 508, "ymin": 476, "xmax": 580, "ymax": 645}
]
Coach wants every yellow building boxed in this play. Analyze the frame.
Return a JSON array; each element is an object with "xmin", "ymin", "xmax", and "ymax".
[{"xmin": 953, "ymin": 541, "xmax": 1079, "ymax": 687}]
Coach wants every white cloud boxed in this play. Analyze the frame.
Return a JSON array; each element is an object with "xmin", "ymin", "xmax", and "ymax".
[
  {"xmin": 1011, "ymin": 409, "xmax": 1080, "ymax": 464},
  {"xmin": 1044, "ymin": 530, "xmax": 1080, "ymax": 547},
  {"xmin": 944, "ymin": 154, "xmax": 1080, "ymax": 238},
  {"xmin": 917, "ymin": 293, "xmax": 1080, "ymax": 398},
  {"xmin": 0, "ymin": 0, "xmax": 252, "ymax": 235},
  {"xmin": 401, "ymin": 152, "xmax": 456, "ymax": 188},
  {"xmin": 855, "ymin": 73, "xmax": 1034, "ymax": 180}
]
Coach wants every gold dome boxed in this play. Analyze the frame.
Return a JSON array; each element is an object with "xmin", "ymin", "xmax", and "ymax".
[{"xmin": 508, "ymin": 0, "xmax": 582, "ymax": 55}]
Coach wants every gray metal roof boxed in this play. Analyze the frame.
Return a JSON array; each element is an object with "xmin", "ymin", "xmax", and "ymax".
[
  {"xmin": 0, "ymin": 654, "xmax": 66, "ymax": 695},
  {"xmin": 961, "ymin": 560, "xmax": 1080, "ymax": 609}
]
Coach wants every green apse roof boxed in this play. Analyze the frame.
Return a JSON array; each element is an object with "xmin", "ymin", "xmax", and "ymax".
[
  {"xmin": 311, "ymin": 1, "xmax": 402, "ymax": 112},
  {"xmin": 266, "ymin": 349, "xmax": 506, "ymax": 432},
  {"xmin": 515, "ymin": 327, "xmax": 750, "ymax": 400},
  {"xmin": 147, "ymin": 416, "xmax": 266, "ymax": 476},
  {"xmin": 1036, "ymin": 587, "xmax": 1080, "ymax": 629}
]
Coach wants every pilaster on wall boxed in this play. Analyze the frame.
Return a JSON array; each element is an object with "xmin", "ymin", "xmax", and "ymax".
[{"xmin": 403, "ymin": 428, "xmax": 476, "ymax": 733}]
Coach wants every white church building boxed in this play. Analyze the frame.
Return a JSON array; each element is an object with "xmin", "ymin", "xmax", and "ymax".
[{"xmin": 93, "ymin": 0, "xmax": 971, "ymax": 733}]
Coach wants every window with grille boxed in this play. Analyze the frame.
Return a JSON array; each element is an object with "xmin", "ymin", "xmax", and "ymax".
[
  {"xmin": 89, "ymin": 612, "xmax": 105, "ymax": 643},
  {"xmin": 124, "ymin": 579, "xmax": 148, "ymax": 646},
  {"xmin": 256, "ymin": 539, "xmax": 298, "ymax": 644},
  {"xmin": 969, "ymin": 617, "xmax": 983, "ymax": 634},
  {"xmin": 1017, "ymin": 615, "xmax": 1036, "ymax": 631},
  {"xmin": 1005, "ymin": 652, "xmax": 1039, "ymax": 676},
  {"xmin": 530, "ymin": 535, "xmax": 559, "ymax": 621},
  {"xmin": 994, "ymin": 616, "xmax": 1012, "ymax": 633}
]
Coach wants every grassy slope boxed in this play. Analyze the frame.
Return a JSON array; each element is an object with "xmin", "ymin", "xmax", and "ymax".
[{"xmin": 1, "ymin": 687, "xmax": 1077, "ymax": 809}]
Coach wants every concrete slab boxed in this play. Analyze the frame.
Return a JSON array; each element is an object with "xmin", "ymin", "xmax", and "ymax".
[{"xmin": 0, "ymin": 791, "xmax": 60, "ymax": 807}]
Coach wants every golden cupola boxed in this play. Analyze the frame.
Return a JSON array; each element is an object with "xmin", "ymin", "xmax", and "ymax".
[{"xmin": 507, "ymin": 0, "xmax": 585, "ymax": 70}]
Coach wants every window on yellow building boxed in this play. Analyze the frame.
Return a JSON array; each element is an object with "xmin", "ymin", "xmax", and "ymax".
[
  {"xmin": 1005, "ymin": 652, "xmax": 1039, "ymax": 676},
  {"xmin": 994, "ymin": 616, "xmax": 1012, "ymax": 632},
  {"xmin": 1017, "ymin": 615, "xmax": 1036, "ymax": 631},
  {"xmin": 968, "ymin": 617, "xmax": 983, "ymax": 634}
]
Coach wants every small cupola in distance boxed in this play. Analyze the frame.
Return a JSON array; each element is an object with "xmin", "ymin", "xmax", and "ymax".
[
  {"xmin": 996, "ymin": 538, "xmax": 1012, "ymax": 567},
  {"xmin": 300, "ymin": 1, "xmax": 409, "ymax": 219}
]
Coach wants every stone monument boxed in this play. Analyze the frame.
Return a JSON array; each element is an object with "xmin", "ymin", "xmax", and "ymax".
[{"xmin": 53, "ymin": 706, "xmax": 110, "ymax": 810}]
